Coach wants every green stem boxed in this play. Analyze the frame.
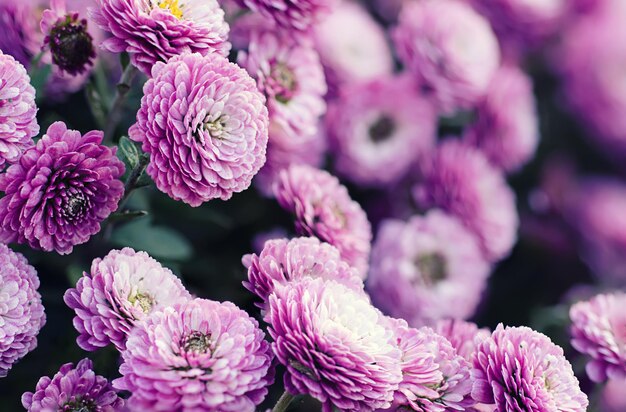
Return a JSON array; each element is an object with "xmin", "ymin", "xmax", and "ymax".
[
  {"xmin": 271, "ymin": 391, "xmax": 295, "ymax": 412},
  {"xmin": 104, "ymin": 64, "xmax": 138, "ymax": 142},
  {"xmin": 120, "ymin": 153, "xmax": 150, "ymax": 209}
]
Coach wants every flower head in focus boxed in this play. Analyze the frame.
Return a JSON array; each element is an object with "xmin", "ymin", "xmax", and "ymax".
[
  {"xmin": 570, "ymin": 292, "xmax": 626, "ymax": 382},
  {"xmin": 129, "ymin": 52, "xmax": 268, "ymax": 206},
  {"xmin": 274, "ymin": 164, "xmax": 372, "ymax": 276},
  {"xmin": 0, "ymin": 244, "xmax": 45, "ymax": 377},
  {"xmin": 64, "ymin": 248, "xmax": 192, "ymax": 352},
  {"xmin": 0, "ymin": 121, "xmax": 124, "ymax": 254},
  {"xmin": 115, "ymin": 298, "xmax": 274, "ymax": 411},
  {"xmin": 22, "ymin": 358, "xmax": 123, "ymax": 411},
  {"xmin": 472, "ymin": 324, "xmax": 588, "ymax": 412},
  {"xmin": 0, "ymin": 50, "xmax": 38, "ymax": 169},
  {"xmin": 434, "ymin": 319, "xmax": 490, "ymax": 362}
]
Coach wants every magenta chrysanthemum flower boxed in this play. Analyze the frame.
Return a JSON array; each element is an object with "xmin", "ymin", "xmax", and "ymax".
[
  {"xmin": 0, "ymin": 122, "xmax": 124, "ymax": 254},
  {"xmin": 413, "ymin": 140, "xmax": 519, "ymax": 262},
  {"xmin": 601, "ymin": 377, "xmax": 626, "ymax": 412},
  {"xmin": 237, "ymin": 27, "xmax": 326, "ymax": 142},
  {"xmin": 274, "ymin": 164, "xmax": 372, "ymax": 276},
  {"xmin": 235, "ymin": 0, "xmax": 336, "ymax": 32},
  {"xmin": 267, "ymin": 277, "xmax": 402, "ymax": 411},
  {"xmin": 569, "ymin": 292, "xmax": 626, "ymax": 382},
  {"xmin": 326, "ymin": 75, "xmax": 436, "ymax": 187},
  {"xmin": 389, "ymin": 318, "xmax": 476, "ymax": 411},
  {"xmin": 472, "ymin": 324, "xmax": 588, "ymax": 412},
  {"xmin": 242, "ymin": 236, "xmax": 363, "ymax": 309},
  {"xmin": 470, "ymin": 0, "xmax": 567, "ymax": 57},
  {"xmin": 434, "ymin": 319, "xmax": 490, "ymax": 362},
  {"xmin": 114, "ymin": 298, "xmax": 274, "ymax": 411},
  {"xmin": 313, "ymin": 0, "xmax": 393, "ymax": 96},
  {"xmin": 40, "ymin": 0, "xmax": 96, "ymax": 76},
  {"xmin": 91, "ymin": 0, "xmax": 230, "ymax": 74},
  {"xmin": 64, "ymin": 248, "xmax": 191, "ymax": 352},
  {"xmin": 392, "ymin": 0, "xmax": 500, "ymax": 112},
  {"xmin": 367, "ymin": 210, "xmax": 490, "ymax": 326},
  {"xmin": 463, "ymin": 65, "xmax": 539, "ymax": 173},
  {"xmin": 129, "ymin": 52, "xmax": 268, "ymax": 206},
  {"xmin": 0, "ymin": 50, "xmax": 38, "ymax": 169},
  {"xmin": 0, "ymin": 244, "xmax": 45, "ymax": 377},
  {"xmin": 22, "ymin": 358, "xmax": 123, "ymax": 411}
]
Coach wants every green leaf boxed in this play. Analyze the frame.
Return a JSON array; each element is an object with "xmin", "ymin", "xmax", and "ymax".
[
  {"xmin": 118, "ymin": 136, "xmax": 141, "ymax": 170},
  {"xmin": 85, "ymin": 82, "xmax": 107, "ymax": 129},
  {"xmin": 108, "ymin": 209, "xmax": 148, "ymax": 223},
  {"xmin": 30, "ymin": 64, "xmax": 52, "ymax": 102},
  {"xmin": 66, "ymin": 264, "xmax": 85, "ymax": 286},
  {"xmin": 120, "ymin": 52, "xmax": 131, "ymax": 71},
  {"xmin": 111, "ymin": 218, "xmax": 193, "ymax": 261}
]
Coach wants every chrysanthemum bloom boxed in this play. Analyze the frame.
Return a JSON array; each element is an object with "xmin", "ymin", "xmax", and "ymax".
[
  {"xmin": 389, "ymin": 318, "xmax": 476, "ymax": 411},
  {"xmin": 238, "ymin": 27, "xmax": 326, "ymax": 142},
  {"xmin": 40, "ymin": 0, "xmax": 95, "ymax": 76},
  {"xmin": 601, "ymin": 377, "xmax": 626, "ymax": 412},
  {"xmin": 243, "ymin": 236, "xmax": 363, "ymax": 308},
  {"xmin": 64, "ymin": 248, "xmax": 191, "ymax": 352},
  {"xmin": 115, "ymin": 298, "xmax": 274, "ymax": 411},
  {"xmin": 392, "ymin": 0, "xmax": 500, "ymax": 112},
  {"xmin": 313, "ymin": 0, "xmax": 393, "ymax": 96},
  {"xmin": 22, "ymin": 358, "xmax": 123, "ymax": 411},
  {"xmin": 472, "ymin": 324, "xmax": 588, "ymax": 412},
  {"xmin": 564, "ymin": 178, "xmax": 626, "ymax": 285},
  {"xmin": 254, "ymin": 125, "xmax": 327, "ymax": 196},
  {"xmin": 367, "ymin": 211, "xmax": 490, "ymax": 326},
  {"xmin": 0, "ymin": 122, "xmax": 124, "ymax": 254},
  {"xmin": 555, "ymin": 2, "xmax": 626, "ymax": 159},
  {"xmin": 463, "ymin": 65, "xmax": 539, "ymax": 173},
  {"xmin": 413, "ymin": 140, "xmax": 519, "ymax": 262},
  {"xmin": 0, "ymin": 244, "xmax": 45, "ymax": 377},
  {"xmin": 267, "ymin": 277, "xmax": 402, "ymax": 411},
  {"xmin": 274, "ymin": 164, "xmax": 372, "ymax": 276},
  {"xmin": 129, "ymin": 52, "xmax": 268, "ymax": 206},
  {"xmin": 235, "ymin": 0, "xmax": 336, "ymax": 32},
  {"xmin": 434, "ymin": 319, "xmax": 490, "ymax": 362},
  {"xmin": 0, "ymin": 51, "xmax": 38, "ymax": 169},
  {"xmin": 470, "ymin": 0, "xmax": 567, "ymax": 58},
  {"xmin": 326, "ymin": 75, "xmax": 436, "ymax": 187},
  {"xmin": 569, "ymin": 292, "xmax": 626, "ymax": 382},
  {"xmin": 91, "ymin": 0, "xmax": 230, "ymax": 74}
]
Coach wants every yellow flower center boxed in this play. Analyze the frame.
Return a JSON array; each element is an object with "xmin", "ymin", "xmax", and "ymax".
[{"xmin": 158, "ymin": 0, "xmax": 183, "ymax": 19}]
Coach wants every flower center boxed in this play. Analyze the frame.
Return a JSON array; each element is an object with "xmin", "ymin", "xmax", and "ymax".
[
  {"xmin": 270, "ymin": 62, "xmax": 298, "ymax": 104},
  {"xmin": 128, "ymin": 291, "xmax": 154, "ymax": 313},
  {"xmin": 63, "ymin": 397, "xmax": 96, "ymax": 412},
  {"xmin": 183, "ymin": 331, "xmax": 211, "ymax": 354},
  {"xmin": 368, "ymin": 115, "xmax": 396, "ymax": 143},
  {"xmin": 158, "ymin": 0, "xmax": 184, "ymax": 19},
  {"xmin": 61, "ymin": 192, "xmax": 88, "ymax": 221},
  {"xmin": 48, "ymin": 15, "xmax": 95, "ymax": 76},
  {"xmin": 415, "ymin": 253, "xmax": 447, "ymax": 285},
  {"xmin": 202, "ymin": 116, "xmax": 228, "ymax": 141}
]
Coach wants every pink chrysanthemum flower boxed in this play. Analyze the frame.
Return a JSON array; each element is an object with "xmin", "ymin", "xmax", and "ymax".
[
  {"xmin": 601, "ymin": 377, "xmax": 626, "ymax": 412},
  {"xmin": 114, "ymin": 298, "xmax": 274, "ymax": 411},
  {"xmin": 434, "ymin": 319, "xmax": 490, "ymax": 362},
  {"xmin": 389, "ymin": 318, "xmax": 476, "ymax": 411},
  {"xmin": 470, "ymin": 0, "xmax": 567, "ymax": 58},
  {"xmin": 0, "ymin": 122, "xmax": 125, "ymax": 254},
  {"xmin": 274, "ymin": 164, "xmax": 372, "ymax": 276},
  {"xmin": 237, "ymin": 26, "xmax": 326, "ymax": 142},
  {"xmin": 235, "ymin": 0, "xmax": 337, "ymax": 32},
  {"xmin": 392, "ymin": 0, "xmax": 500, "ymax": 112},
  {"xmin": 463, "ymin": 65, "xmax": 539, "ymax": 173},
  {"xmin": 242, "ymin": 236, "xmax": 363, "ymax": 309},
  {"xmin": 368, "ymin": 210, "xmax": 490, "ymax": 326},
  {"xmin": 0, "ymin": 244, "xmax": 45, "ymax": 377},
  {"xmin": 413, "ymin": 139, "xmax": 519, "ymax": 262},
  {"xmin": 313, "ymin": 0, "xmax": 393, "ymax": 96},
  {"xmin": 326, "ymin": 75, "xmax": 436, "ymax": 188},
  {"xmin": 472, "ymin": 324, "xmax": 588, "ymax": 412},
  {"xmin": 267, "ymin": 277, "xmax": 402, "ymax": 411},
  {"xmin": 91, "ymin": 0, "xmax": 230, "ymax": 74},
  {"xmin": 22, "ymin": 358, "xmax": 124, "ymax": 411},
  {"xmin": 0, "ymin": 50, "xmax": 38, "ymax": 169},
  {"xmin": 129, "ymin": 52, "xmax": 269, "ymax": 206},
  {"xmin": 64, "ymin": 248, "xmax": 192, "ymax": 352},
  {"xmin": 570, "ymin": 292, "xmax": 626, "ymax": 382},
  {"xmin": 40, "ymin": 0, "xmax": 96, "ymax": 76}
]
